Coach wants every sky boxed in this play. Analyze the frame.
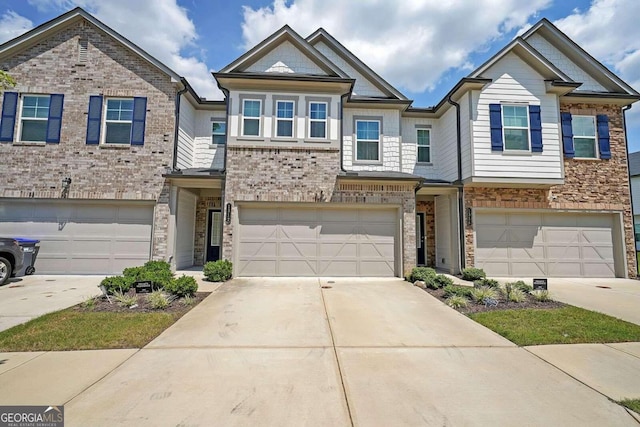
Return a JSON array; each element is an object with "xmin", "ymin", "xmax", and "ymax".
[{"xmin": 1, "ymin": 0, "xmax": 640, "ymax": 151}]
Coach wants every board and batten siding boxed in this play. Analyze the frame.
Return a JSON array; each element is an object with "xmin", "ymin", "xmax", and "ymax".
[
  {"xmin": 343, "ymin": 107, "xmax": 401, "ymax": 171},
  {"xmin": 193, "ymin": 110, "xmax": 225, "ymax": 169},
  {"xmin": 176, "ymin": 97, "xmax": 196, "ymax": 169},
  {"xmin": 471, "ymin": 52, "xmax": 563, "ymax": 180}
]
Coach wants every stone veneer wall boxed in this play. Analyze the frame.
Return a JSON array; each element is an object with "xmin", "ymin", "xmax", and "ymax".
[
  {"xmin": 0, "ymin": 19, "xmax": 176, "ymax": 260},
  {"xmin": 416, "ymin": 200, "xmax": 436, "ymax": 267},
  {"xmin": 464, "ymin": 103, "xmax": 635, "ymax": 278},
  {"xmin": 193, "ymin": 195, "xmax": 222, "ymax": 265},
  {"xmin": 223, "ymin": 146, "xmax": 416, "ymax": 277}
]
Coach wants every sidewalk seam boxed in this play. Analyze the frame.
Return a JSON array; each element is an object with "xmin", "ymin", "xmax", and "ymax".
[{"xmin": 0, "ymin": 351, "xmax": 49, "ymax": 376}]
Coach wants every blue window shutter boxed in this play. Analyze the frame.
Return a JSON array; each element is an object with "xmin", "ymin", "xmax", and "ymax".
[
  {"xmin": 0, "ymin": 92, "xmax": 18, "ymax": 142},
  {"xmin": 86, "ymin": 95, "xmax": 103, "ymax": 145},
  {"xmin": 529, "ymin": 105, "xmax": 543, "ymax": 152},
  {"xmin": 560, "ymin": 112, "xmax": 574, "ymax": 158},
  {"xmin": 130, "ymin": 97, "xmax": 147, "ymax": 146},
  {"xmin": 45, "ymin": 94, "xmax": 64, "ymax": 144},
  {"xmin": 596, "ymin": 114, "xmax": 611, "ymax": 159},
  {"xmin": 489, "ymin": 104, "xmax": 503, "ymax": 151}
]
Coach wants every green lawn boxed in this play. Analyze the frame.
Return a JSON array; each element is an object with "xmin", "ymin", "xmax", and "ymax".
[
  {"xmin": 619, "ymin": 399, "xmax": 640, "ymax": 414},
  {"xmin": 0, "ymin": 310, "xmax": 181, "ymax": 351},
  {"xmin": 469, "ymin": 306, "xmax": 640, "ymax": 346}
]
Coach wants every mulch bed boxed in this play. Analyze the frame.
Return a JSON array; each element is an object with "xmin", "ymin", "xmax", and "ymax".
[
  {"xmin": 424, "ymin": 285, "xmax": 565, "ymax": 315},
  {"xmin": 74, "ymin": 290, "xmax": 210, "ymax": 314}
]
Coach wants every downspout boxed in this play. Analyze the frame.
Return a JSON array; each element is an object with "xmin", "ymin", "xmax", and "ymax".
[
  {"xmin": 172, "ymin": 79, "xmax": 189, "ymax": 171},
  {"xmin": 340, "ymin": 92, "xmax": 349, "ymax": 173},
  {"xmin": 447, "ymin": 95, "xmax": 466, "ymax": 272},
  {"xmin": 219, "ymin": 85, "xmax": 231, "ymax": 174},
  {"xmin": 623, "ymin": 104, "xmax": 635, "ymax": 278}
]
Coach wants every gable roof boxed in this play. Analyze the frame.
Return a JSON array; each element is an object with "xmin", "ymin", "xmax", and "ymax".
[
  {"xmin": 306, "ymin": 28, "xmax": 408, "ymax": 100},
  {"xmin": 219, "ymin": 25, "xmax": 348, "ymax": 78},
  {"xmin": 0, "ymin": 7, "xmax": 182, "ymax": 83}
]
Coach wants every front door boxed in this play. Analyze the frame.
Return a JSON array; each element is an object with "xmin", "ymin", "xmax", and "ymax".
[
  {"xmin": 416, "ymin": 212, "xmax": 426, "ymax": 266},
  {"xmin": 206, "ymin": 209, "xmax": 221, "ymax": 262}
]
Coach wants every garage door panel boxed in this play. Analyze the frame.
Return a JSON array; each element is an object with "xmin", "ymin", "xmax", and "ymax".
[
  {"xmin": 544, "ymin": 229, "xmax": 580, "ymax": 243},
  {"xmin": 543, "ymin": 215, "xmax": 577, "ymax": 226},
  {"xmin": 509, "ymin": 228, "xmax": 540, "ymax": 245},
  {"xmin": 510, "ymin": 213, "xmax": 542, "ymax": 226},
  {"xmin": 476, "ymin": 213, "xmax": 507, "ymax": 225},
  {"xmin": 238, "ymin": 207, "xmax": 397, "ymax": 277},
  {"xmin": 583, "ymin": 229, "xmax": 614, "ymax": 244},
  {"xmin": 476, "ymin": 247, "xmax": 509, "ymax": 258},
  {"xmin": 547, "ymin": 245, "xmax": 581, "ymax": 259},
  {"xmin": 582, "ymin": 246, "xmax": 614, "ymax": 260},
  {"xmin": 510, "ymin": 246, "xmax": 545, "ymax": 259},
  {"xmin": 477, "ymin": 261, "xmax": 510, "ymax": 276},
  {"xmin": 511, "ymin": 262, "xmax": 546, "ymax": 276},
  {"xmin": 583, "ymin": 263, "xmax": 615, "ymax": 277}
]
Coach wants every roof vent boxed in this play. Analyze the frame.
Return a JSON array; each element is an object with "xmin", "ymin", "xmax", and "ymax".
[{"xmin": 78, "ymin": 38, "xmax": 88, "ymax": 64}]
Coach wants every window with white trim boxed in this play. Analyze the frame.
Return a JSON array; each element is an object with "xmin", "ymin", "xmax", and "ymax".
[
  {"xmin": 242, "ymin": 99, "xmax": 261, "ymax": 137},
  {"xmin": 212, "ymin": 120, "xmax": 226, "ymax": 145},
  {"xmin": 104, "ymin": 98, "xmax": 133, "ymax": 144},
  {"xmin": 356, "ymin": 120, "xmax": 380, "ymax": 161},
  {"xmin": 502, "ymin": 105, "xmax": 529, "ymax": 150},
  {"xmin": 417, "ymin": 129, "xmax": 431, "ymax": 163},
  {"xmin": 309, "ymin": 102, "xmax": 327, "ymax": 139},
  {"xmin": 276, "ymin": 100, "xmax": 294, "ymax": 137},
  {"xmin": 572, "ymin": 115, "xmax": 597, "ymax": 158},
  {"xmin": 20, "ymin": 95, "xmax": 50, "ymax": 142}
]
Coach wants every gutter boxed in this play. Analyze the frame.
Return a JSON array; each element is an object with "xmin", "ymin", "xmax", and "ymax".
[
  {"xmin": 447, "ymin": 95, "xmax": 466, "ymax": 272},
  {"xmin": 172, "ymin": 79, "xmax": 189, "ymax": 171},
  {"xmin": 623, "ymin": 104, "xmax": 635, "ymax": 278}
]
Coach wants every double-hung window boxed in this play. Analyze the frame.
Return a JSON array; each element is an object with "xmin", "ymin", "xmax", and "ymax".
[
  {"xmin": 0, "ymin": 92, "xmax": 64, "ymax": 144},
  {"xmin": 355, "ymin": 120, "xmax": 380, "ymax": 162},
  {"xmin": 276, "ymin": 100, "xmax": 294, "ymax": 137},
  {"xmin": 242, "ymin": 99, "xmax": 261, "ymax": 137},
  {"xmin": 502, "ymin": 105, "xmax": 529, "ymax": 151},
  {"xmin": 104, "ymin": 98, "xmax": 134, "ymax": 144},
  {"xmin": 572, "ymin": 115, "xmax": 597, "ymax": 158},
  {"xmin": 309, "ymin": 102, "xmax": 327, "ymax": 139},
  {"xmin": 20, "ymin": 95, "xmax": 50, "ymax": 142},
  {"xmin": 212, "ymin": 120, "xmax": 226, "ymax": 145},
  {"xmin": 417, "ymin": 129, "xmax": 431, "ymax": 163}
]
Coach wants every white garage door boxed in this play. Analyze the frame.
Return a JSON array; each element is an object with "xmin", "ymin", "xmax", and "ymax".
[
  {"xmin": 237, "ymin": 206, "xmax": 397, "ymax": 277},
  {"xmin": 475, "ymin": 211, "xmax": 617, "ymax": 278},
  {"xmin": 0, "ymin": 200, "xmax": 153, "ymax": 274}
]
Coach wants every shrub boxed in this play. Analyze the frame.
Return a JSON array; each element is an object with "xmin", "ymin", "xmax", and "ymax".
[
  {"xmin": 531, "ymin": 289, "xmax": 552, "ymax": 302},
  {"xmin": 82, "ymin": 295, "xmax": 98, "ymax": 310},
  {"xmin": 446, "ymin": 295, "xmax": 469, "ymax": 309},
  {"xmin": 470, "ymin": 286, "xmax": 498, "ymax": 304},
  {"xmin": 204, "ymin": 260, "xmax": 233, "ymax": 282},
  {"xmin": 181, "ymin": 295, "xmax": 196, "ymax": 306},
  {"xmin": 113, "ymin": 290, "xmax": 138, "ymax": 308},
  {"xmin": 508, "ymin": 288, "xmax": 527, "ymax": 303},
  {"xmin": 409, "ymin": 267, "xmax": 437, "ymax": 283},
  {"xmin": 473, "ymin": 278, "xmax": 499, "ymax": 289},
  {"xmin": 147, "ymin": 291, "xmax": 170, "ymax": 309},
  {"xmin": 443, "ymin": 284, "xmax": 473, "ymax": 299},
  {"xmin": 165, "ymin": 275, "xmax": 198, "ymax": 297},
  {"xmin": 100, "ymin": 276, "xmax": 131, "ymax": 295},
  {"xmin": 122, "ymin": 262, "xmax": 173, "ymax": 289},
  {"xmin": 462, "ymin": 267, "xmax": 486, "ymax": 281},
  {"xmin": 433, "ymin": 274, "xmax": 454, "ymax": 288},
  {"xmin": 511, "ymin": 280, "xmax": 533, "ymax": 293}
]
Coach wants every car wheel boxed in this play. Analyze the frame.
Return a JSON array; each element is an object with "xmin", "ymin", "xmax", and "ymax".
[{"xmin": 0, "ymin": 257, "xmax": 12, "ymax": 285}]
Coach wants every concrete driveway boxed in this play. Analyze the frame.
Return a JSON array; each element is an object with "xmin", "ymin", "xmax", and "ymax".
[
  {"xmin": 28, "ymin": 278, "xmax": 630, "ymax": 426},
  {"xmin": 0, "ymin": 275, "xmax": 102, "ymax": 331}
]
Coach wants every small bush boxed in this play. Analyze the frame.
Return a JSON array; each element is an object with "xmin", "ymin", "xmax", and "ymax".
[
  {"xmin": 462, "ymin": 267, "xmax": 486, "ymax": 281},
  {"xmin": 409, "ymin": 267, "xmax": 437, "ymax": 283},
  {"xmin": 446, "ymin": 295, "xmax": 469, "ymax": 309},
  {"xmin": 473, "ymin": 278, "xmax": 499, "ymax": 288},
  {"xmin": 511, "ymin": 280, "xmax": 533, "ymax": 293},
  {"xmin": 531, "ymin": 289, "xmax": 552, "ymax": 302},
  {"xmin": 443, "ymin": 284, "xmax": 473, "ymax": 299},
  {"xmin": 122, "ymin": 262, "xmax": 173, "ymax": 289},
  {"xmin": 147, "ymin": 291, "xmax": 170, "ymax": 309},
  {"xmin": 508, "ymin": 288, "xmax": 527, "ymax": 303},
  {"xmin": 82, "ymin": 295, "xmax": 98, "ymax": 310},
  {"xmin": 100, "ymin": 276, "xmax": 131, "ymax": 295},
  {"xmin": 204, "ymin": 260, "xmax": 233, "ymax": 282},
  {"xmin": 470, "ymin": 286, "xmax": 498, "ymax": 304},
  {"xmin": 113, "ymin": 290, "xmax": 138, "ymax": 308},
  {"xmin": 433, "ymin": 274, "xmax": 454, "ymax": 288},
  {"xmin": 181, "ymin": 295, "xmax": 196, "ymax": 306},
  {"xmin": 165, "ymin": 275, "xmax": 198, "ymax": 297}
]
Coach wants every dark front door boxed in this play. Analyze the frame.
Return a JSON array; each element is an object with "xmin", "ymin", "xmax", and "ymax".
[
  {"xmin": 206, "ymin": 209, "xmax": 221, "ymax": 262},
  {"xmin": 416, "ymin": 212, "xmax": 426, "ymax": 266}
]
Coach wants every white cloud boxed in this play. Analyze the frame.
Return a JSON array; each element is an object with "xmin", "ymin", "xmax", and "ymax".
[
  {"xmin": 241, "ymin": 0, "xmax": 551, "ymax": 94},
  {"xmin": 26, "ymin": 0, "xmax": 222, "ymax": 99},
  {"xmin": 0, "ymin": 11, "xmax": 33, "ymax": 43}
]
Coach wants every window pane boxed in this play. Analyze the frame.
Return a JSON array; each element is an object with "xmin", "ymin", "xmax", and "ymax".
[
  {"xmin": 418, "ymin": 146, "xmax": 430, "ymax": 163},
  {"xmin": 503, "ymin": 105, "xmax": 528, "ymax": 127},
  {"xmin": 243, "ymin": 100, "xmax": 260, "ymax": 118},
  {"xmin": 20, "ymin": 120, "xmax": 47, "ymax": 142},
  {"xmin": 277, "ymin": 101, "xmax": 294, "ymax": 118},
  {"xmin": 417, "ymin": 129, "xmax": 430, "ymax": 146},
  {"xmin": 357, "ymin": 140, "xmax": 379, "ymax": 161},
  {"xmin": 106, "ymin": 99, "xmax": 133, "ymax": 121},
  {"xmin": 22, "ymin": 107, "xmax": 37, "ymax": 118},
  {"xmin": 572, "ymin": 116, "xmax": 595, "ymax": 137},
  {"xmin": 504, "ymin": 129, "xmax": 529, "ymax": 150},
  {"xmin": 212, "ymin": 121, "xmax": 226, "ymax": 135},
  {"xmin": 310, "ymin": 121, "xmax": 326, "ymax": 138},
  {"xmin": 23, "ymin": 96, "xmax": 38, "ymax": 107},
  {"xmin": 22, "ymin": 96, "xmax": 50, "ymax": 119},
  {"xmin": 105, "ymin": 122, "xmax": 132, "ymax": 144},
  {"xmin": 574, "ymin": 137, "xmax": 597, "ymax": 158},
  {"xmin": 310, "ymin": 103, "xmax": 326, "ymax": 119},
  {"xmin": 212, "ymin": 135, "xmax": 226, "ymax": 145},
  {"xmin": 244, "ymin": 118, "xmax": 259, "ymax": 136},
  {"xmin": 211, "ymin": 212, "xmax": 221, "ymax": 246},
  {"xmin": 277, "ymin": 120, "xmax": 293, "ymax": 137},
  {"xmin": 356, "ymin": 121, "xmax": 379, "ymax": 140}
]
